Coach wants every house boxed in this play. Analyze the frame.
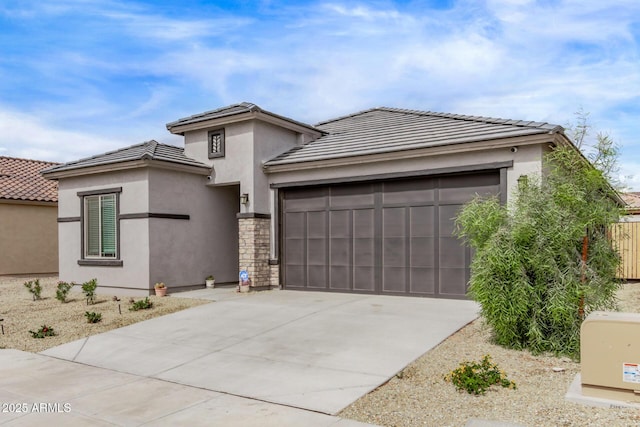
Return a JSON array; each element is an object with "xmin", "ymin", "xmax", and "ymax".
[
  {"xmin": 621, "ymin": 192, "xmax": 640, "ymax": 221},
  {"xmin": 42, "ymin": 103, "xmax": 571, "ymax": 297},
  {"xmin": 0, "ymin": 156, "xmax": 59, "ymax": 275}
]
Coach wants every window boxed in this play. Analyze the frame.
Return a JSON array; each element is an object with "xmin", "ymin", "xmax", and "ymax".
[
  {"xmin": 208, "ymin": 129, "xmax": 225, "ymax": 158},
  {"xmin": 85, "ymin": 194, "xmax": 117, "ymax": 258}
]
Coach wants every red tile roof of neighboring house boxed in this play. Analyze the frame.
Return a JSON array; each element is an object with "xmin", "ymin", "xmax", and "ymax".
[
  {"xmin": 0, "ymin": 156, "xmax": 59, "ymax": 203},
  {"xmin": 622, "ymin": 192, "xmax": 640, "ymax": 214}
]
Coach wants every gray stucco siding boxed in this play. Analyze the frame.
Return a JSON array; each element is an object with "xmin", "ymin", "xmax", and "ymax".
[
  {"xmin": 57, "ymin": 170, "xmax": 152, "ymax": 294},
  {"xmin": 148, "ymin": 168, "xmax": 239, "ymax": 291}
]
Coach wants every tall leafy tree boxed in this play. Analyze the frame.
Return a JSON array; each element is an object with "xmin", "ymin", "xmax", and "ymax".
[{"xmin": 455, "ymin": 115, "xmax": 622, "ymax": 359}]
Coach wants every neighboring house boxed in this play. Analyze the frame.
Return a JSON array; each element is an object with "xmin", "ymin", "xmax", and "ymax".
[
  {"xmin": 0, "ymin": 156, "xmax": 59, "ymax": 275},
  {"xmin": 621, "ymin": 192, "xmax": 640, "ymax": 221},
  {"xmin": 43, "ymin": 103, "xmax": 572, "ymax": 297}
]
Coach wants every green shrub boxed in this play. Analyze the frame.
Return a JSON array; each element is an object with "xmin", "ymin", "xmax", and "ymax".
[
  {"xmin": 84, "ymin": 311, "xmax": 102, "ymax": 323},
  {"xmin": 455, "ymin": 146, "xmax": 622, "ymax": 359},
  {"xmin": 55, "ymin": 281, "xmax": 73, "ymax": 303},
  {"xmin": 129, "ymin": 297, "xmax": 153, "ymax": 311},
  {"xmin": 444, "ymin": 355, "xmax": 516, "ymax": 395},
  {"xmin": 29, "ymin": 325, "xmax": 56, "ymax": 338},
  {"xmin": 81, "ymin": 278, "xmax": 98, "ymax": 305},
  {"xmin": 24, "ymin": 279, "xmax": 42, "ymax": 300}
]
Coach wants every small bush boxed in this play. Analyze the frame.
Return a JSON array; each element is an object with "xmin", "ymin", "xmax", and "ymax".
[
  {"xmin": 55, "ymin": 281, "xmax": 73, "ymax": 303},
  {"xmin": 85, "ymin": 311, "xmax": 102, "ymax": 323},
  {"xmin": 24, "ymin": 279, "xmax": 42, "ymax": 300},
  {"xmin": 444, "ymin": 355, "xmax": 516, "ymax": 395},
  {"xmin": 29, "ymin": 325, "xmax": 56, "ymax": 339},
  {"xmin": 129, "ymin": 297, "xmax": 153, "ymax": 311},
  {"xmin": 82, "ymin": 278, "xmax": 98, "ymax": 305}
]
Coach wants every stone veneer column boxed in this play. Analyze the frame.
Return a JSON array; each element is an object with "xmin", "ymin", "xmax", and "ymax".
[{"xmin": 237, "ymin": 214, "xmax": 271, "ymax": 288}]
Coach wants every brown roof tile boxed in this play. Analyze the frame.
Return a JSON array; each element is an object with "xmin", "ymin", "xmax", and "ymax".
[{"xmin": 0, "ymin": 156, "xmax": 59, "ymax": 203}]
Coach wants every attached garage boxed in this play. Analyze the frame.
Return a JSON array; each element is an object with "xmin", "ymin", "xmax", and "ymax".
[{"xmin": 280, "ymin": 170, "xmax": 501, "ymax": 299}]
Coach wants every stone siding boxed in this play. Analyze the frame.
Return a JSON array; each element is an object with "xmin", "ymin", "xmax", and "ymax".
[{"xmin": 238, "ymin": 217, "xmax": 271, "ymax": 287}]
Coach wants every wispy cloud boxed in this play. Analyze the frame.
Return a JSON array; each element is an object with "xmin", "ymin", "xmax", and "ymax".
[
  {"xmin": 0, "ymin": 0, "xmax": 638, "ymax": 188},
  {"xmin": 0, "ymin": 107, "xmax": 126, "ymax": 162}
]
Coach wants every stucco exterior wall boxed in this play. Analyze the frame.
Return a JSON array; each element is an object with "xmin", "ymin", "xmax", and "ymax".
[
  {"xmin": 148, "ymin": 168, "xmax": 239, "ymax": 291},
  {"xmin": 252, "ymin": 121, "xmax": 300, "ymax": 214},
  {"xmin": 185, "ymin": 120, "xmax": 300, "ymax": 215},
  {"xmin": 0, "ymin": 201, "xmax": 58, "ymax": 275},
  {"xmin": 57, "ymin": 170, "xmax": 151, "ymax": 294}
]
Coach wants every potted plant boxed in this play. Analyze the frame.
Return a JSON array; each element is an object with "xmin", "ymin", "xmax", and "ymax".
[
  {"xmin": 154, "ymin": 282, "xmax": 167, "ymax": 297},
  {"xmin": 205, "ymin": 275, "xmax": 215, "ymax": 288}
]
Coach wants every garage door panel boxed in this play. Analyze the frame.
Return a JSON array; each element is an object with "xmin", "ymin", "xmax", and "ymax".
[
  {"xmin": 285, "ymin": 238, "xmax": 304, "ymax": 264},
  {"xmin": 383, "ymin": 267, "xmax": 406, "ymax": 293},
  {"xmin": 330, "ymin": 183, "xmax": 375, "ymax": 208},
  {"xmin": 410, "ymin": 268, "xmax": 435, "ymax": 294},
  {"xmin": 330, "ymin": 238, "xmax": 350, "ymax": 264},
  {"xmin": 354, "ymin": 266, "xmax": 375, "ymax": 291},
  {"xmin": 308, "ymin": 266, "xmax": 327, "ymax": 288},
  {"xmin": 330, "ymin": 210, "xmax": 350, "ymax": 236},
  {"xmin": 410, "ymin": 206, "xmax": 434, "ymax": 236},
  {"xmin": 354, "ymin": 238, "xmax": 374, "ymax": 265},
  {"xmin": 285, "ymin": 266, "xmax": 305, "ymax": 288},
  {"xmin": 383, "ymin": 207, "xmax": 405, "ymax": 236},
  {"xmin": 383, "ymin": 180, "xmax": 435, "ymax": 204},
  {"xmin": 439, "ymin": 237, "xmax": 466, "ymax": 268},
  {"xmin": 354, "ymin": 209, "xmax": 374, "ymax": 237},
  {"xmin": 330, "ymin": 266, "xmax": 350, "ymax": 289},
  {"xmin": 410, "ymin": 237, "xmax": 434, "ymax": 267},
  {"xmin": 383, "ymin": 238, "xmax": 406, "ymax": 265},
  {"xmin": 284, "ymin": 187, "xmax": 327, "ymax": 211},
  {"xmin": 307, "ymin": 211, "xmax": 327, "ymax": 238},
  {"xmin": 308, "ymin": 238, "xmax": 327, "ymax": 265},
  {"xmin": 439, "ymin": 268, "xmax": 467, "ymax": 296},
  {"xmin": 438, "ymin": 205, "xmax": 461, "ymax": 236},
  {"xmin": 284, "ymin": 212, "xmax": 305, "ymax": 236}
]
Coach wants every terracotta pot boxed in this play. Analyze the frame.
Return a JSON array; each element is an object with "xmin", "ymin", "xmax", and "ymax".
[{"xmin": 155, "ymin": 287, "xmax": 167, "ymax": 297}]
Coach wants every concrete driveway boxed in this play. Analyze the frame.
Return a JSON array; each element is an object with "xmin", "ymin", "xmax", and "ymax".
[
  {"xmin": 43, "ymin": 289, "xmax": 478, "ymax": 414},
  {"xmin": 3, "ymin": 289, "xmax": 478, "ymax": 425}
]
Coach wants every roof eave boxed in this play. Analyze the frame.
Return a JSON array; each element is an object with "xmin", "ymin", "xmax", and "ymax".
[
  {"xmin": 0, "ymin": 198, "xmax": 58, "ymax": 206},
  {"xmin": 167, "ymin": 109, "xmax": 325, "ymax": 138},
  {"xmin": 42, "ymin": 158, "xmax": 210, "ymax": 180}
]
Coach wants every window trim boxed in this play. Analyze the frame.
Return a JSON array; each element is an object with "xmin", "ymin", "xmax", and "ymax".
[
  {"xmin": 78, "ymin": 187, "xmax": 122, "ymax": 266},
  {"xmin": 208, "ymin": 128, "xmax": 225, "ymax": 159}
]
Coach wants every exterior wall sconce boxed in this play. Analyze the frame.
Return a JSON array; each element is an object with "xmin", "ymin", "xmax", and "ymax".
[
  {"xmin": 517, "ymin": 175, "xmax": 528, "ymax": 189},
  {"xmin": 240, "ymin": 193, "xmax": 249, "ymax": 205}
]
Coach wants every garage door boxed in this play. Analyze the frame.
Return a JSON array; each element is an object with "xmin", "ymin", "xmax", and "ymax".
[{"xmin": 281, "ymin": 171, "xmax": 500, "ymax": 298}]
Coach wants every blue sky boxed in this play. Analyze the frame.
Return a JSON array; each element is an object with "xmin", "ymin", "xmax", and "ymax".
[{"xmin": 1, "ymin": 0, "xmax": 639, "ymax": 189}]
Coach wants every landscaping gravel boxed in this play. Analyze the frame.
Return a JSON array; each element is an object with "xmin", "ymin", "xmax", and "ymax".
[
  {"xmin": 340, "ymin": 282, "xmax": 640, "ymax": 427},
  {"xmin": 0, "ymin": 275, "xmax": 209, "ymax": 353}
]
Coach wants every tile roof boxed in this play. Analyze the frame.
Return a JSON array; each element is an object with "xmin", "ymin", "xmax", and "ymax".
[
  {"xmin": 0, "ymin": 156, "xmax": 59, "ymax": 202},
  {"xmin": 622, "ymin": 192, "xmax": 640, "ymax": 211},
  {"xmin": 265, "ymin": 107, "xmax": 563, "ymax": 166},
  {"xmin": 42, "ymin": 140, "xmax": 210, "ymax": 175},
  {"xmin": 166, "ymin": 102, "xmax": 323, "ymax": 134}
]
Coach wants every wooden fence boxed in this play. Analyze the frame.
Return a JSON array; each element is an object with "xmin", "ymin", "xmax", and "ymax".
[{"xmin": 610, "ymin": 222, "xmax": 640, "ymax": 280}]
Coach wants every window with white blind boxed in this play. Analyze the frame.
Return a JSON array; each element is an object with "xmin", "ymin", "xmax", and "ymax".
[{"xmin": 84, "ymin": 194, "xmax": 117, "ymax": 258}]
